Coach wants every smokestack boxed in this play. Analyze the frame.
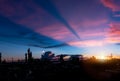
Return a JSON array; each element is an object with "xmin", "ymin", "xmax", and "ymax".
[{"xmin": 25, "ymin": 53, "xmax": 27, "ymax": 63}]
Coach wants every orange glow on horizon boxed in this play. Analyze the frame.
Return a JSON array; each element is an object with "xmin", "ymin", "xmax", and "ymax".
[{"xmin": 96, "ymin": 55, "xmax": 106, "ymax": 60}]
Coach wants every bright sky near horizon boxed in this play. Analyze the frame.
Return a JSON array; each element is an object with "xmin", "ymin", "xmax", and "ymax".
[{"xmin": 0, "ymin": 0, "xmax": 120, "ymax": 59}]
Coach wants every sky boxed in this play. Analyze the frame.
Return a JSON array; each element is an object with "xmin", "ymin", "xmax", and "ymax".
[{"xmin": 0, "ymin": 0, "xmax": 120, "ymax": 60}]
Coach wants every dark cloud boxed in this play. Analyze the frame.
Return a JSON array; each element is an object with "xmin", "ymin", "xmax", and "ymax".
[
  {"xmin": 44, "ymin": 43, "xmax": 68, "ymax": 48},
  {"xmin": 0, "ymin": 15, "xmax": 69, "ymax": 48},
  {"xmin": 116, "ymin": 43, "xmax": 120, "ymax": 45}
]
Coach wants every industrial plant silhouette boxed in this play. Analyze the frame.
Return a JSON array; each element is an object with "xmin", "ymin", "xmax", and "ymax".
[{"xmin": 0, "ymin": 48, "xmax": 120, "ymax": 81}]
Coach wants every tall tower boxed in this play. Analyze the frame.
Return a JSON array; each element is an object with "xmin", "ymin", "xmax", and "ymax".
[
  {"xmin": 27, "ymin": 48, "xmax": 32, "ymax": 62},
  {"xmin": 0, "ymin": 52, "xmax": 1, "ymax": 63},
  {"xmin": 25, "ymin": 53, "xmax": 27, "ymax": 63}
]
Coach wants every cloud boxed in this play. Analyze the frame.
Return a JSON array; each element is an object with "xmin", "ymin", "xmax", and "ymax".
[
  {"xmin": 106, "ymin": 23, "xmax": 120, "ymax": 44},
  {"xmin": 101, "ymin": 0, "xmax": 120, "ymax": 11},
  {"xmin": 0, "ymin": 0, "xmax": 116, "ymax": 48},
  {"xmin": 101, "ymin": 0, "xmax": 120, "ymax": 44},
  {"xmin": 80, "ymin": 19, "xmax": 107, "ymax": 27},
  {"xmin": 80, "ymin": 31, "xmax": 105, "ymax": 39},
  {"xmin": 69, "ymin": 18, "xmax": 108, "ymax": 31},
  {"xmin": 69, "ymin": 19, "xmax": 108, "ymax": 39},
  {"xmin": 35, "ymin": 18, "xmax": 108, "ymax": 46},
  {"xmin": 44, "ymin": 43, "xmax": 68, "ymax": 48},
  {"xmin": 68, "ymin": 40, "xmax": 105, "ymax": 47},
  {"xmin": 116, "ymin": 43, "xmax": 120, "ymax": 45},
  {"xmin": 65, "ymin": 21, "xmax": 120, "ymax": 47},
  {"xmin": 113, "ymin": 14, "xmax": 120, "ymax": 17},
  {"xmin": 0, "ymin": 0, "xmax": 81, "ymax": 40},
  {"xmin": 0, "ymin": 0, "xmax": 35, "ymax": 18},
  {"xmin": 109, "ymin": 23, "xmax": 120, "ymax": 34},
  {"xmin": 0, "ymin": 15, "xmax": 69, "ymax": 48},
  {"xmin": 36, "ymin": 23, "xmax": 78, "ymax": 42},
  {"xmin": 33, "ymin": 0, "xmax": 80, "ymax": 39}
]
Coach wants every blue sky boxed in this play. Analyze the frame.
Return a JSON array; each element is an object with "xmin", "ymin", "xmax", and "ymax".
[{"xmin": 0, "ymin": 0, "xmax": 120, "ymax": 59}]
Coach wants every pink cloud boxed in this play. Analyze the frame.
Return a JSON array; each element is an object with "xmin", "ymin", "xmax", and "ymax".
[
  {"xmin": 100, "ymin": 0, "xmax": 120, "ymax": 44},
  {"xmin": 67, "ymin": 22, "xmax": 120, "ymax": 47},
  {"xmin": 34, "ymin": 18, "xmax": 108, "ymax": 44},
  {"xmin": 68, "ymin": 19, "xmax": 108, "ymax": 39},
  {"xmin": 77, "ymin": 19, "xmax": 107, "ymax": 27},
  {"xmin": 80, "ymin": 31, "xmax": 106, "ymax": 38},
  {"xmin": 69, "ymin": 18, "xmax": 108, "ymax": 31},
  {"xmin": 109, "ymin": 23, "xmax": 120, "ymax": 35},
  {"xmin": 101, "ymin": 0, "xmax": 120, "ymax": 11},
  {"xmin": 105, "ymin": 23, "xmax": 120, "ymax": 43},
  {"xmin": 68, "ymin": 40, "xmax": 106, "ymax": 47},
  {"xmin": 106, "ymin": 37, "xmax": 120, "ymax": 44},
  {"xmin": 35, "ymin": 23, "xmax": 78, "ymax": 42}
]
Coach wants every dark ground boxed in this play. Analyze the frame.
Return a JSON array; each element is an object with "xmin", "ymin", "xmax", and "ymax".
[{"xmin": 0, "ymin": 59, "xmax": 120, "ymax": 81}]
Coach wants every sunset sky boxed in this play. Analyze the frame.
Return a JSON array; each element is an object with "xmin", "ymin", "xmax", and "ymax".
[{"xmin": 0, "ymin": 0, "xmax": 120, "ymax": 59}]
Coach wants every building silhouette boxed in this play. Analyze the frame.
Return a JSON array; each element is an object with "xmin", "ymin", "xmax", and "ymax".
[
  {"xmin": 25, "ymin": 53, "xmax": 27, "ymax": 63},
  {"xmin": 59, "ymin": 54, "xmax": 64, "ymax": 62},
  {"xmin": 41, "ymin": 51, "xmax": 55, "ymax": 61}
]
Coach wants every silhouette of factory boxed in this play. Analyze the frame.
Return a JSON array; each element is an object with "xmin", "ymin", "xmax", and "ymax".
[
  {"xmin": 0, "ymin": 48, "xmax": 117, "ymax": 63},
  {"xmin": 23, "ymin": 48, "xmax": 83, "ymax": 63}
]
